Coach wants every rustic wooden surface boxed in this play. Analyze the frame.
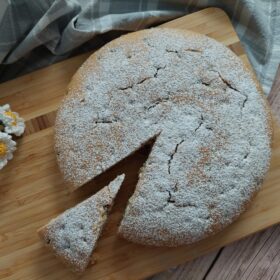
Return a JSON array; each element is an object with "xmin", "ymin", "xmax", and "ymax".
[
  {"xmin": 268, "ymin": 65, "xmax": 280, "ymax": 121},
  {"xmin": 150, "ymin": 65, "xmax": 280, "ymax": 280},
  {"xmin": 0, "ymin": 7, "xmax": 280, "ymax": 280}
]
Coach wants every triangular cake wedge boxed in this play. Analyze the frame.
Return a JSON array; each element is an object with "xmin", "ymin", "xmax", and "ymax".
[{"xmin": 38, "ymin": 174, "xmax": 125, "ymax": 273}]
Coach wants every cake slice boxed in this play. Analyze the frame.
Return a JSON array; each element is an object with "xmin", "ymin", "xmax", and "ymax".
[{"xmin": 38, "ymin": 174, "xmax": 125, "ymax": 273}]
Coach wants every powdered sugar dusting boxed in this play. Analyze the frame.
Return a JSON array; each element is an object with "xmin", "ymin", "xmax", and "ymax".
[
  {"xmin": 39, "ymin": 174, "xmax": 124, "ymax": 272},
  {"xmin": 55, "ymin": 29, "xmax": 271, "ymax": 246}
]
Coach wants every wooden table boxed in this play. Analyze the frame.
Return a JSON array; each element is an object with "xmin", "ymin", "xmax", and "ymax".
[{"xmin": 149, "ymin": 66, "xmax": 280, "ymax": 280}]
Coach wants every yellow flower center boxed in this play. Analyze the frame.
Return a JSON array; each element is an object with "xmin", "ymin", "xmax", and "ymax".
[
  {"xmin": 4, "ymin": 111, "xmax": 17, "ymax": 126},
  {"xmin": 0, "ymin": 142, "xmax": 7, "ymax": 157}
]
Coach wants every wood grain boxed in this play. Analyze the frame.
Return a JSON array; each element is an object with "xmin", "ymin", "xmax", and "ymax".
[
  {"xmin": 268, "ymin": 65, "xmax": 280, "ymax": 121},
  {"xmin": 206, "ymin": 225, "xmax": 280, "ymax": 280},
  {"xmin": 0, "ymin": 7, "xmax": 280, "ymax": 280},
  {"xmin": 150, "ymin": 224, "xmax": 280, "ymax": 280},
  {"xmin": 148, "ymin": 250, "xmax": 220, "ymax": 280}
]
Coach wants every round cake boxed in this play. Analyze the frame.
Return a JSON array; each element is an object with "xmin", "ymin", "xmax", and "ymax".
[{"xmin": 55, "ymin": 28, "xmax": 272, "ymax": 246}]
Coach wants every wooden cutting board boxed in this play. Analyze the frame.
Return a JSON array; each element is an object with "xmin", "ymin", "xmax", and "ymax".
[{"xmin": 0, "ymin": 8, "xmax": 280, "ymax": 280}]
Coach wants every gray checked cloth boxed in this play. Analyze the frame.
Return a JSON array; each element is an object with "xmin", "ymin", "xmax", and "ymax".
[{"xmin": 0, "ymin": 0, "xmax": 279, "ymax": 94}]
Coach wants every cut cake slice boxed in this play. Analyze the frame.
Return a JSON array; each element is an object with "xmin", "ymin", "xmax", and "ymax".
[{"xmin": 38, "ymin": 174, "xmax": 125, "ymax": 273}]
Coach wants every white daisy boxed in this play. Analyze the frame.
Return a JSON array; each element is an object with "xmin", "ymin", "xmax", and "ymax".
[
  {"xmin": 0, "ymin": 132, "xmax": 17, "ymax": 170},
  {"xmin": 0, "ymin": 104, "xmax": 25, "ymax": 136}
]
